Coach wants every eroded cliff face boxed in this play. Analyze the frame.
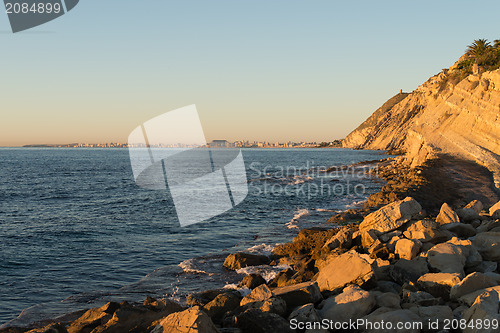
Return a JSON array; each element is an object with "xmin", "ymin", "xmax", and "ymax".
[{"xmin": 343, "ymin": 66, "xmax": 500, "ymax": 188}]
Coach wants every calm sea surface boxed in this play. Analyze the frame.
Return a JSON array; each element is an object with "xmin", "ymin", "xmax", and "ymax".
[{"xmin": 0, "ymin": 148, "xmax": 387, "ymax": 327}]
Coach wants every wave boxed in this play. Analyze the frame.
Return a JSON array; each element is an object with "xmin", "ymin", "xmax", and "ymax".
[
  {"xmin": 284, "ymin": 208, "xmax": 309, "ymax": 229},
  {"xmin": 235, "ymin": 264, "xmax": 292, "ymax": 282}
]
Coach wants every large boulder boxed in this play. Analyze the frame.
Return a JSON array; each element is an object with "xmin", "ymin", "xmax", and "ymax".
[
  {"xmin": 417, "ymin": 273, "xmax": 461, "ymax": 300},
  {"xmin": 203, "ymin": 291, "xmax": 241, "ymax": 323},
  {"xmin": 359, "ymin": 197, "xmax": 422, "ymax": 235},
  {"xmin": 462, "ymin": 289, "xmax": 500, "ymax": 333},
  {"xmin": 315, "ymin": 250, "xmax": 375, "ymax": 291},
  {"xmin": 239, "ymin": 274, "xmax": 266, "ymax": 289},
  {"xmin": 223, "ymin": 253, "xmax": 270, "ymax": 270},
  {"xmin": 240, "ymin": 285, "xmax": 274, "ymax": 306},
  {"xmin": 151, "ymin": 306, "xmax": 219, "ymax": 333},
  {"xmin": 288, "ymin": 303, "xmax": 321, "ymax": 324},
  {"xmin": 472, "ymin": 232, "xmax": 500, "ymax": 261},
  {"xmin": 395, "ymin": 238, "xmax": 421, "ymax": 260},
  {"xmin": 389, "ymin": 257, "xmax": 429, "ymax": 285},
  {"xmin": 234, "ymin": 308, "xmax": 293, "ymax": 333},
  {"xmin": 436, "ymin": 203, "xmax": 460, "ymax": 225},
  {"xmin": 426, "ymin": 242, "xmax": 467, "ymax": 276},
  {"xmin": 319, "ymin": 285, "xmax": 376, "ymax": 323},
  {"xmin": 450, "ymin": 272, "xmax": 498, "ymax": 300},
  {"xmin": 442, "ymin": 222, "xmax": 477, "ymax": 238},
  {"xmin": 272, "ymin": 281, "xmax": 322, "ymax": 311},
  {"xmin": 375, "ymin": 292, "xmax": 401, "ymax": 309}
]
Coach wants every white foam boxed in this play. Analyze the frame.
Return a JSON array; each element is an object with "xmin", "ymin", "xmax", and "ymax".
[
  {"xmin": 243, "ymin": 243, "xmax": 275, "ymax": 256},
  {"xmin": 223, "ymin": 284, "xmax": 251, "ymax": 297},
  {"xmin": 285, "ymin": 208, "xmax": 309, "ymax": 229},
  {"xmin": 235, "ymin": 264, "xmax": 292, "ymax": 282},
  {"xmin": 178, "ymin": 258, "xmax": 209, "ymax": 275}
]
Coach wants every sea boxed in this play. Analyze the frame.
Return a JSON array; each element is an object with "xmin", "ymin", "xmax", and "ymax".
[{"xmin": 0, "ymin": 148, "xmax": 388, "ymax": 327}]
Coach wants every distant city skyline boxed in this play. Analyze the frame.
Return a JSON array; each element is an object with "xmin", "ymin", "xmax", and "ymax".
[{"xmin": 1, "ymin": 1, "xmax": 500, "ymax": 146}]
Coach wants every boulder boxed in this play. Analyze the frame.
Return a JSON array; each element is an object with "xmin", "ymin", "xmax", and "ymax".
[
  {"xmin": 417, "ymin": 273, "xmax": 461, "ymax": 300},
  {"xmin": 359, "ymin": 197, "xmax": 422, "ymax": 235},
  {"xmin": 203, "ymin": 291, "xmax": 241, "ymax": 323},
  {"xmin": 462, "ymin": 289, "xmax": 500, "ymax": 333},
  {"xmin": 258, "ymin": 297, "xmax": 287, "ymax": 316},
  {"xmin": 288, "ymin": 303, "xmax": 321, "ymax": 323},
  {"xmin": 409, "ymin": 305, "xmax": 453, "ymax": 331},
  {"xmin": 457, "ymin": 208, "xmax": 481, "ymax": 223},
  {"xmin": 91, "ymin": 301, "xmax": 183, "ymax": 333},
  {"xmin": 187, "ymin": 290, "xmax": 226, "ymax": 307},
  {"xmin": 239, "ymin": 274, "xmax": 266, "ymax": 289},
  {"xmin": 446, "ymin": 238, "xmax": 483, "ymax": 269},
  {"xmin": 272, "ymin": 281, "xmax": 322, "ymax": 310},
  {"xmin": 151, "ymin": 306, "xmax": 219, "ymax": 333},
  {"xmin": 436, "ymin": 203, "xmax": 460, "ymax": 225},
  {"xmin": 489, "ymin": 200, "xmax": 500, "ymax": 218},
  {"xmin": 315, "ymin": 250, "xmax": 375, "ymax": 291},
  {"xmin": 67, "ymin": 302, "xmax": 120, "ymax": 333},
  {"xmin": 235, "ymin": 308, "xmax": 293, "ymax": 333},
  {"xmin": 389, "ymin": 257, "xmax": 429, "ymax": 285},
  {"xmin": 426, "ymin": 242, "xmax": 466, "ymax": 276},
  {"xmin": 267, "ymin": 268, "xmax": 295, "ymax": 288},
  {"xmin": 472, "ymin": 232, "xmax": 500, "ymax": 261},
  {"xmin": 223, "ymin": 253, "xmax": 270, "ymax": 270},
  {"xmin": 458, "ymin": 285, "xmax": 500, "ymax": 306},
  {"xmin": 441, "ymin": 222, "xmax": 476, "ymax": 238},
  {"xmin": 360, "ymin": 308, "xmax": 421, "ymax": 333},
  {"xmin": 474, "ymin": 261, "xmax": 498, "ymax": 273},
  {"xmin": 403, "ymin": 228, "xmax": 452, "ymax": 243},
  {"xmin": 322, "ymin": 226, "xmax": 353, "ymax": 250},
  {"xmin": 450, "ymin": 272, "xmax": 498, "ymax": 300},
  {"xmin": 375, "ymin": 292, "xmax": 401, "ymax": 309},
  {"xmin": 360, "ymin": 230, "xmax": 379, "ymax": 248},
  {"xmin": 477, "ymin": 220, "xmax": 500, "ymax": 233},
  {"xmin": 240, "ymin": 285, "xmax": 274, "ymax": 306},
  {"xmin": 319, "ymin": 285, "xmax": 376, "ymax": 323},
  {"xmin": 395, "ymin": 239, "xmax": 421, "ymax": 260}
]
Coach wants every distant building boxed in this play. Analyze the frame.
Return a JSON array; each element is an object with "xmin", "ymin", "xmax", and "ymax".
[{"xmin": 209, "ymin": 140, "xmax": 235, "ymax": 148}]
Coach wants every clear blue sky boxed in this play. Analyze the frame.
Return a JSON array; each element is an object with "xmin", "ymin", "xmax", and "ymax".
[{"xmin": 1, "ymin": 0, "xmax": 499, "ymax": 146}]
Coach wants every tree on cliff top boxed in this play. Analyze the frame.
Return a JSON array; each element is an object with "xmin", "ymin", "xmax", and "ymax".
[{"xmin": 466, "ymin": 39, "xmax": 492, "ymax": 57}]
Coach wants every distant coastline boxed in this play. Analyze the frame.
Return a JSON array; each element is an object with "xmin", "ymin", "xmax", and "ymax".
[{"xmin": 21, "ymin": 139, "xmax": 343, "ymax": 149}]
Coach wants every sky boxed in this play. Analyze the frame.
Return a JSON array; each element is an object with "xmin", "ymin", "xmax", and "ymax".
[{"xmin": 1, "ymin": 0, "xmax": 499, "ymax": 146}]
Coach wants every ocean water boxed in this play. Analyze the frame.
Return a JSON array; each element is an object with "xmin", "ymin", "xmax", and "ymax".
[{"xmin": 0, "ymin": 148, "xmax": 387, "ymax": 327}]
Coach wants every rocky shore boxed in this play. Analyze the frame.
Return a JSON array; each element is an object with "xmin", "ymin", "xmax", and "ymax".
[{"xmin": 3, "ymin": 157, "xmax": 500, "ymax": 333}]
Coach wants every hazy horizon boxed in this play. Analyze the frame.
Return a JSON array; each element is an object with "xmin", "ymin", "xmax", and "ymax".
[{"xmin": 1, "ymin": 0, "xmax": 500, "ymax": 146}]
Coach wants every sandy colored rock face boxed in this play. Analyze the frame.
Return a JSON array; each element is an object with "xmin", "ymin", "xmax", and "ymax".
[
  {"xmin": 272, "ymin": 281, "xmax": 322, "ymax": 310},
  {"xmin": 426, "ymin": 242, "xmax": 467, "ymax": 276},
  {"xmin": 359, "ymin": 197, "xmax": 422, "ymax": 235},
  {"xmin": 343, "ymin": 68, "xmax": 500, "ymax": 189},
  {"xmin": 315, "ymin": 250, "xmax": 374, "ymax": 291},
  {"xmin": 152, "ymin": 306, "xmax": 219, "ymax": 333}
]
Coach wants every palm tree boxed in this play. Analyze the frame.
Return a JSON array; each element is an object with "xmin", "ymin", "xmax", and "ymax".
[{"xmin": 466, "ymin": 39, "xmax": 492, "ymax": 57}]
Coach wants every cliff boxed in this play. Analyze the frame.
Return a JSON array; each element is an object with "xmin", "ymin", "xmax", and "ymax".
[{"xmin": 343, "ymin": 63, "xmax": 500, "ymax": 189}]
